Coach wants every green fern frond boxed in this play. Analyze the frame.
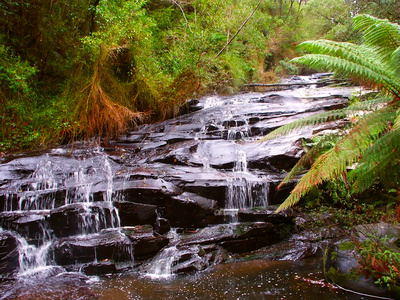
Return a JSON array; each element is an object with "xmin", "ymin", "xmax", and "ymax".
[
  {"xmin": 261, "ymin": 96, "xmax": 390, "ymax": 141},
  {"xmin": 349, "ymin": 96, "xmax": 390, "ymax": 111},
  {"xmin": 393, "ymin": 108, "xmax": 400, "ymax": 130},
  {"xmin": 353, "ymin": 14, "xmax": 400, "ymax": 60},
  {"xmin": 390, "ymin": 46, "xmax": 400, "ymax": 75},
  {"xmin": 260, "ymin": 109, "xmax": 349, "ymax": 141},
  {"xmin": 295, "ymin": 40, "xmax": 384, "ymax": 72},
  {"xmin": 349, "ymin": 129, "xmax": 400, "ymax": 193},
  {"xmin": 292, "ymin": 54, "xmax": 400, "ymax": 97},
  {"xmin": 276, "ymin": 107, "xmax": 396, "ymax": 212},
  {"xmin": 278, "ymin": 134, "xmax": 339, "ymax": 188}
]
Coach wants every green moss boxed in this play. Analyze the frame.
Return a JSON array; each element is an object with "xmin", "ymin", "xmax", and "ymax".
[{"xmin": 338, "ymin": 241, "xmax": 356, "ymax": 251}]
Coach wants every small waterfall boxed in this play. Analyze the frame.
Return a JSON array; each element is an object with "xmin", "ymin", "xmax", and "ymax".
[
  {"xmin": 145, "ymin": 245, "xmax": 180, "ymax": 279},
  {"xmin": 145, "ymin": 229, "xmax": 180, "ymax": 279},
  {"xmin": 234, "ymin": 150, "xmax": 248, "ymax": 173},
  {"xmin": 0, "ymin": 228, "xmax": 63, "ymax": 279},
  {"xmin": 1, "ymin": 150, "xmax": 130, "ymax": 278},
  {"xmin": 76, "ymin": 202, "xmax": 121, "ymax": 235},
  {"xmin": 65, "ymin": 165, "xmax": 93, "ymax": 205},
  {"xmin": 224, "ymin": 150, "xmax": 269, "ymax": 222}
]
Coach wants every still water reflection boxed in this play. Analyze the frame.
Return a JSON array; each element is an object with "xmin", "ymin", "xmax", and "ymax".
[{"xmin": 1, "ymin": 257, "xmax": 375, "ymax": 299}]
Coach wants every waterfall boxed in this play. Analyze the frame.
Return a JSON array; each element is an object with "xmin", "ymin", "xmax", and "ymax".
[
  {"xmin": 224, "ymin": 150, "xmax": 269, "ymax": 222},
  {"xmin": 145, "ymin": 245, "xmax": 179, "ymax": 279},
  {"xmin": 1, "ymin": 150, "xmax": 128, "ymax": 277}
]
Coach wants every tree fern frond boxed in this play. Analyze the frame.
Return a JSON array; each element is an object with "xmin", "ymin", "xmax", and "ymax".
[
  {"xmin": 292, "ymin": 54, "xmax": 400, "ymax": 97},
  {"xmin": 276, "ymin": 107, "xmax": 396, "ymax": 212},
  {"xmin": 349, "ymin": 96, "xmax": 390, "ymax": 111},
  {"xmin": 353, "ymin": 14, "xmax": 400, "ymax": 60},
  {"xmin": 393, "ymin": 108, "xmax": 400, "ymax": 131},
  {"xmin": 349, "ymin": 129, "xmax": 400, "ymax": 193},
  {"xmin": 260, "ymin": 108, "xmax": 349, "ymax": 141},
  {"xmin": 390, "ymin": 46, "xmax": 400, "ymax": 75},
  {"xmin": 277, "ymin": 134, "xmax": 339, "ymax": 188},
  {"xmin": 295, "ymin": 40, "xmax": 384, "ymax": 72},
  {"xmin": 262, "ymin": 96, "xmax": 391, "ymax": 141}
]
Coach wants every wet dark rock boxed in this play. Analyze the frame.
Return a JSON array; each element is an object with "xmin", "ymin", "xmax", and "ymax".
[
  {"xmin": 113, "ymin": 179, "xmax": 181, "ymax": 207},
  {"xmin": 178, "ymin": 98, "xmax": 202, "ymax": 115},
  {"xmin": 184, "ymin": 180, "xmax": 227, "ymax": 206},
  {"xmin": 0, "ymin": 211, "xmax": 49, "ymax": 246},
  {"xmin": 172, "ymin": 244, "xmax": 224, "ymax": 274},
  {"xmin": 155, "ymin": 217, "xmax": 170, "ymax": 235},
  {"xmin": 50, "ymin": 203, "xmax": 119, "ymax": 237},
  {"xmin": 238, "ymin": 207, "xmax": 295, "ymax": 226},
  {"xmin": 246, "ymin": 226, "xmax": 343, "ymax": 262},
  {"xmin": 82, "ymin": 261, "xmax": 117, "ymax": 275},
  {"xmin": 0, "ymin": 231, "xmax": 19, "ymax": 279},
  {"xmin": 52, "ymin": 229, "xmax": 133, "ymax": 265},
  {"xmin": 176, "ymin": 222, "xmax": 280, "ymax": 253},
  {"xmin": 114, "ymin": 201, "xmax": 157, "ymax": 227},
  {"xmin": 122, "ymin": 226, "xmax": 169, "ymax": 258},
  {"xmin": 163, "ymin": 192, "xmax": 221, "ymax": 228}
]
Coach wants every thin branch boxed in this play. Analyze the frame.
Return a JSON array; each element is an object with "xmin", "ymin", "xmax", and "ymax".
[
  {"xmin": 172, "ymin": 0, "xmax": 192, "ymax": 33},
  {"xmin": 214, "ymin": 0, "xmax": 262, "ymax": 59}
]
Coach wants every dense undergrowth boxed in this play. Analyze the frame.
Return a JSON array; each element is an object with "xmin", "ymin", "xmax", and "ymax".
[
  {"xmin": 2, "ymin": 0, "xmax": 396, "ymax": 154},
  {"xmin": 0, "ymin": 0, "xmax": 303, "ymax": 153}
]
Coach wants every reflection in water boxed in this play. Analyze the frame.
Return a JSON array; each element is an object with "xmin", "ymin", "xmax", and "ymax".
[{"xmin": 0, "ymin": 258, "xmax": 371, "ymax": 299}]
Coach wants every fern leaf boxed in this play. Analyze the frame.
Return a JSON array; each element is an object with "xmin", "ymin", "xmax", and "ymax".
[
  {"xmin": 262, "ymin": 96, "xmax": 390, "ymax": 141},
  {"xmin": 353, "ymin": 14, "xmax": 400, "ymax": 60},
  {"xmin": 349, "ymin": 129, "xmax": 400, "ymax": 193},
  {"xmin": 278, "ymin": 134, "xmax": 339, "ymax": 188},
  {"xmin": 295, "ymin": 40, "xmax": 385, "ymax": 73},
  {"xmin": 393, "ymin": 108, "xmax": 400, "ymax": 130},
  {"xmin": 276, "ymin": 107, "xmax": 396, "ymax": 212},
  {"xmin": 260, "ymin": 109, "xmax": 349, "ymax": 141},
  {"xmin": 292, "ymin": 54, "xmax": 400, "ymax": 97},
  {"xmin": 390, "ymin": 46, "xmax": 400, "ymax": 76}
]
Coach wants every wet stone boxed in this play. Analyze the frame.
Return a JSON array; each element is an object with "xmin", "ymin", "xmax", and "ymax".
[
  {"xmin": 81, "ymin": 261, "xmax": 118, "ymax": 276},
  {"xmin": 114, "ymin": 201, "xmax": 157, "ymax": 227},
  {"xmin": 0, "ymin": 231, "xmax": 19, "ymax": 279},
  {"xmin": 122, "ymin": 226, "xmax": 169, "ymax": 258},
  {"xmin": 52, "ymin": 229, "xmax": 133, "ymax": 265}
]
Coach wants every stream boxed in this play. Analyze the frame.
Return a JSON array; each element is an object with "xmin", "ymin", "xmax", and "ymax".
[{"xmin": 0, "ymin": 75, "xmax": 375, "ymax": 299}]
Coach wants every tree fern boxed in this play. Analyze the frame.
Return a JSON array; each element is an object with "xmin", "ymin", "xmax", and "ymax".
[
  {"xmin": 269, "ymin": 14, "xmax": 400, "ymax": 212},
  {"xmin": 349, "ymin": 128, "xmax": 400, "ymax": 194},
  {"xmin": 276, "ymin": 106, "xmax": 396, "ymax": 212},
  {"xmin": 261, "ymin": 97, "xmax": 388, "ymax": 141},
  {"xmin": 353, "ymin": 14, "xmax": 400, "ymax": 60},
  {"xmin": 277, "ymin": 134, "xmax": 339, "ymax": 189}
]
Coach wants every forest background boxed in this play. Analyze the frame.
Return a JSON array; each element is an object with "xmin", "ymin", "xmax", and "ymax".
[{"xmin": 0, "ymin": 0, "xmax": 399, "ymax": 153}]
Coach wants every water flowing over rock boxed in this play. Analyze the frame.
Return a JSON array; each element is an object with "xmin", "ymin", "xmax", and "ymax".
[{"xmin": 0, "ymin": 75, "xmax": 359, "ymax": 284}]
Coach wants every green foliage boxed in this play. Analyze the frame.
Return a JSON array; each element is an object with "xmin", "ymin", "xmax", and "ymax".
[
  {"xmin": 0, "ymin": 42, "xmax": 39, "ymax": 152},
  {"xmin": 0, "ymin": 0, "xmax": 308, "ymax": 152},
  {"xmin": 358, "ymin": 236, "xmax": 400, "ymax": 290},
  {"xmin": 263, "ymin": 14, "xmax": 400, "ymax": 212},
  {"xmin": 297, "ymin": 0, "xmax": 355, "ymax": 42}
]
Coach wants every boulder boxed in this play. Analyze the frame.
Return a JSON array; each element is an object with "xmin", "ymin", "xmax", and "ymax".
[
  {"xmin": 324, "ymin": 223, "xmax": 400, "ymax": 299},
  {"xmin": 82, "ymin": 261, "xmax": 118, "ymax": 276}
]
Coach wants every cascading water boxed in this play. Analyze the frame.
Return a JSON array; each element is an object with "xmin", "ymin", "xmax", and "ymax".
[
  {"xmin": 1, "ymin": 150, "xmax": 130, "ymax": 280},
  {"xmin": 145, "ymin": 229, "xmax": 180, "ymax": 279}
]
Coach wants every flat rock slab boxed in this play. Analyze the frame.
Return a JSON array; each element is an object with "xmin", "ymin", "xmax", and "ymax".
[{"xmin": 52, "ymin": 229, "xmax": 133, "ymax": 265}]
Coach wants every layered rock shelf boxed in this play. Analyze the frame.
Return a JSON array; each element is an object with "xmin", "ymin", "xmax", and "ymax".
[{"xmin": 0, "ymin": 75, "xmax": 359, "ymax": 279}]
